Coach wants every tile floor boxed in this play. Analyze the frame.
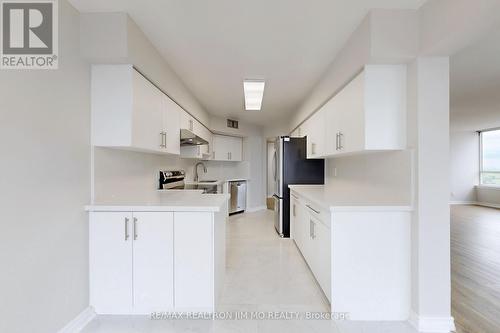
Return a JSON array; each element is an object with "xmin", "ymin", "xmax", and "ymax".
[{"xmin": 82, "ymin": 209, "xmax": 419, "ymax": 333}]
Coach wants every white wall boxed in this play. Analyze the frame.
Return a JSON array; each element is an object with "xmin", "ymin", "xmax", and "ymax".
[
  {"xmin": 81, "ymin": 12, "xmax": 210, "ymax": 126},
  {"xmin": 477, "ymin": 186, "xmax": 500, "ymax": 206},
  {"xmin": 450, "ymin": 131, "xmax": 479, "ymax": 203},
  {"xmin": 407, "ymin": 57, "xmax": 452, "ymax": 328},
  {"xmin": 0, "ymin": 1, "xmax": 90, "ymax": 332},
  {"xmin": 324, "ymin": 151, "xmax": 413, "ymax": 204}
]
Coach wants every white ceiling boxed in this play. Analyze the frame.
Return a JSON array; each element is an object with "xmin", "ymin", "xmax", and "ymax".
[
  {"xmin": 70, "ymin": 0, "xmax": 426, "ymax": 126},
  {"xmin": 451, "ymin": 24, "xmax": 500, "ymax": 131}
]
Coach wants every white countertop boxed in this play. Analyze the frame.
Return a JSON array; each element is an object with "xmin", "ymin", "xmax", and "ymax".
[
  {"xmin": 85, "ymin": 192, "xmax": 230, "ymax": 212},
  {"xmin": 288, "ymin": 185, "xmax": 412, "ymax": 212},
  {"xmin": 185, "ymin": 180, "xmax": 224, "ymax": 186}
]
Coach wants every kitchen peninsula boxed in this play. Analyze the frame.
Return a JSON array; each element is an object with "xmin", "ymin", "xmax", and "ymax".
[{"xmin": 85, "ymin": 192, "xmax": 229, "ymax": 315}]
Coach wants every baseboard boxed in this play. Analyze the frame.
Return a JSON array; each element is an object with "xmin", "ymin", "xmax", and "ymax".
[
  {"xmin": 246, "ymin": 205, "xmax": 266, "ymax": 213},
  {"xmin": 57, "ymin": 306, "xmax": 96, "ymax": 333},
  {"xmin": 409, "ymin": 311, "xmax": 455, "ymax": 333},
  {"xmin": 476, "ymin": 202, "xmax": 500, "ymax": 209},
  {"xmin": 449, "ymin": 201, "xmax": 477, "ymax": 205}
]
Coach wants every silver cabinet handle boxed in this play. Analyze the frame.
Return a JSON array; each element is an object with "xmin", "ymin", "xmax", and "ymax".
[
  {"xmin": 159, "ymin": 132, "xmax": 167, "ymax": 148},
  {"xmin": 189, "ymin": 119, "xmax": 193, "ymax": 131},
  {"xmin": 311, "ymin": 220, "xmax": 316, "ymax": 239},
  {"xmin": 227, "ymin": 152, "xmax": 230, "ymax": 160},
  {"xmin": 124, "ymin": 217, "xmax": 129, "ymax": 241},
  {"xmin": 311, "ymin": 142, "xmax": 316, "ymax": 155},
  {"xmin": 133, "ymin": 217, "xmax": 138, "ymax": 240},
  {"xmin": 230, "ymin": 152, "xmax": 232, "ymax": 160},
  {"xmin": 338, "ymin": 132, "xmax": 344, "ymax": 150},
  {"xmin": 336, "ymin": 132, "xmax": 339, "ymax": 151},
  {"xmin": 293, "ymin": 203, "xmax": 296, "ymax": 217},
  {"xmin": 306, "ymin": 204, "xmax": 320, "ymax": 214}
]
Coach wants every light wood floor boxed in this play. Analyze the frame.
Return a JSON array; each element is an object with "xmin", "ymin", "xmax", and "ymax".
[{"xmin": 451, "ymin": 205, "xmax": 500, "ymax": 333}]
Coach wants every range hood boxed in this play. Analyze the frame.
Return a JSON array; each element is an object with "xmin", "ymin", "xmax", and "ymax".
[{"xmin": 180, "ymin": 129, "xmax": 209, "ymax": 146}]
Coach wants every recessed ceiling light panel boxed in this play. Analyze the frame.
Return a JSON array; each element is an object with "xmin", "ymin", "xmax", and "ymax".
[{"xmin": 243, "ymin": 80, "xmax": 265, "ymax": 111}]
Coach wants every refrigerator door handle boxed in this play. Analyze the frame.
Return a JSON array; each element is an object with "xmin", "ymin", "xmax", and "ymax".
[{"xmin": 273, "ymin": 150, "xmax": 278, "ymax": 181}]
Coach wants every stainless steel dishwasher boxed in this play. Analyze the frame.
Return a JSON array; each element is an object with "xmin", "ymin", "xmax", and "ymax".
[{"xmin": 229, "ymin": 181, "xmax": 246, "ymax": 214}]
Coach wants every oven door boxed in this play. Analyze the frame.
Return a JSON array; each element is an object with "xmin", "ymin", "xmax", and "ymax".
[{"xmin": 273, "ymin": 195, "xmax": 283, "ymax": 237}]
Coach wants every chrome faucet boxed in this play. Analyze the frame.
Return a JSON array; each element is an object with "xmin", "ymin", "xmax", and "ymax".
[{"xmin": 194, "ymin": 162, "xmax": 207, "ymax": 182}]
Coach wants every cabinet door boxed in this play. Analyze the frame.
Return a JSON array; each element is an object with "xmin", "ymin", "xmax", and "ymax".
[
  {"xmin": 179, "ymin": 110, "xmax": 193, "ymax": 131},
  {"xmin": 312, "ymin": 219, "xmax": 331, "ymax": 302},
  {"xmin": 89, "ymin": 212, "xmax": 133, "ymax": 314},
  {"xmin": 174, "ymin": 212, "xmax": 214, "ymax": 310},
  {"xmin": 131, "ymin": 70, "xmax": 164, "ymax": 152},
  {"xmin": 213, "ymin": 135, "xmax": 230, "ymax": 161},
  {"xmin": 336, "ymin": 71, "xmax": 365, "ymax": 154},
  {"xmin": 294, "ymin": 200, "xmax": 308, "ymax": 257},
  {"xmin": 228, "ymin": 136, "xmax": 242, "ymax": 161},
  {"xmin": 132, "ymin": 212, "xmax": 174, "ymax": 313},
  {"xmin": 306, "ymin": 108, "xmax": 326, "ymax": 159},
  {"xmin": 324, "ymin": 97, "xmax": 340, "ymax": 155},
  {"xmin": 161, "ymin": 96, "xmax": 180, "ymax": 155}
]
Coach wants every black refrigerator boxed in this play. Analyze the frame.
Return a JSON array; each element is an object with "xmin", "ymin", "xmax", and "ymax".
[{"xmin": 272, "ymin": 136, "xmax": 324, "ymax": 237}]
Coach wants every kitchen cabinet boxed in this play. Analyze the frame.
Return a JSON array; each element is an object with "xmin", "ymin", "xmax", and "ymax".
[
  {"xmin": 326, "ymin": 65, "xmax": 406, "ymax": 156},
  {"xmin": 305, "ymin": 108, "xmax": 326, "ymax": 159},
  {"xmin": 89, "ymin": 208, "xmax": 225, "ymax": 314},
  {"xmin": 289, "ymin": 186, "xmax": 412, "ymax": 320},
  {"xmin": 300, "ymin": 65, "xmax": 406, "ymax": 158},
  {"xmin": 174, "ymin": 212, "xmax": 213, "ymax": 310},
  {"xmin": 91, "ymin": 64, "xmax": 180, "ymax": 155},
  {"xmin": 212, "ymin": 134, "xmax": 242, "ymax": 161},
  {"xmin": 292, "ymin": 197, "xmax": 331, "ymax": 301},
  {"xmin": 306, "ymin": 208, "xmax": 331, "ymax": 302},
  {"xmin": 89, "ymin": 212, "xmax": 133, "ymax": 314},
  {"xmin": 89, "ymin": 211, "xmax": 174, "ymax": 314},
  {"xmin": 132, "ymin": 212, "xmax": 174, "ymax": 313}
]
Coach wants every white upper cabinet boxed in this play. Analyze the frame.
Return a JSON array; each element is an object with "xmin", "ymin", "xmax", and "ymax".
[
  {"xmin": 161, "ymin": 95, "xmax": 181, "ymax": 155},
  {"xmin": 303, "ymin": 65, "xmax": 406, "ymax": 159},
  {"xmin": 305, "ymin": 108, "xmax": 326, "ymax": 159},
  {"xmin": 91, "ymin": 64, "xmax": 180, "ymax": 155},
  {"xmin": 212, "ymin": 134, "xmax": 242, "ymax": 162}
]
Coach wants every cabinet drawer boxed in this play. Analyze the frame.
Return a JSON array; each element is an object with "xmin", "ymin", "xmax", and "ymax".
[{"xmin": 303, "ymin": 200, "xmax": 329, "ymax": 229}]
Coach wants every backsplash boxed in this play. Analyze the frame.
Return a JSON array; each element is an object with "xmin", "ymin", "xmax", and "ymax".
[
  {"xmin": 324, "ymin": 150, "xmax": 413, "ymax": 205},
  {"xmin": 92, "ymin": 147, "xmax": 249, "ymax": 203}
]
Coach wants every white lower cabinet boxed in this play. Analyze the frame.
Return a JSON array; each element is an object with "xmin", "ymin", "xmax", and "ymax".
[
  {"xmin": 290, "ymin": 187, "xmax": 412, "ymax": 320},
  {"xmin": 89, "ymin": 211, "xmax": 215, "ymax": 314},
  {"xmin": 132, "ymin": 212, "xmax": 174, "ymax": 313},
  {"xmin": 174, "ymin": 212, "xmax": 213, "ymax": 310},
  {"xmin": 89, "ymin": 212, "xmax": 134, "ymax": 314},
  {"xmin": 292, "ymin": 200, "xmax": 331, "ymax": 302}
]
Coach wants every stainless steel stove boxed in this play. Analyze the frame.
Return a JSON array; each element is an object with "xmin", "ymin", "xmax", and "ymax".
[{"xmin": 159, "ymin": 170, "xmax": 218, "ymax": 194}]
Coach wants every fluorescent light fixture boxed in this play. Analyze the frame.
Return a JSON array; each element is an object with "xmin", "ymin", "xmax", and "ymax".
[{"xmin": 243, "ymin": 80, "xmax": 265, "ymax": 110}]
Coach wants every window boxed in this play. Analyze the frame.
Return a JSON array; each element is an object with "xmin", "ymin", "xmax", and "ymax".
[{"xmin": 480, "ymin": 129, "xmax": 500, "ymax": 186}]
